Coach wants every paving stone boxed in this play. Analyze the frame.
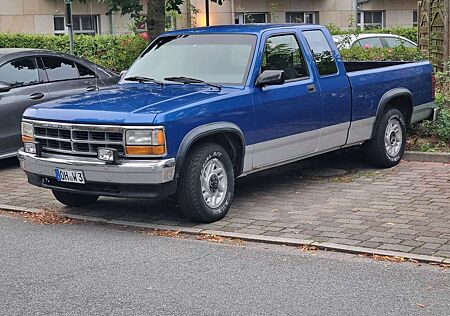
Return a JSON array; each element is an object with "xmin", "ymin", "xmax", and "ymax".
[
  {"xmin": 1, "ymin": 154, "xmax": 449, "ymax": 258},
  {"xmin": 378, "ymin": 244, "xmax": 414, "ymax": 252}
]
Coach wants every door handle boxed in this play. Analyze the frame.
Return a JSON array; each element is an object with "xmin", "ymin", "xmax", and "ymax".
[
  {"xmin": 307, "ymin": 84, "xmax": 316, "ymax": 93},
  {"xmin": 86, "ymin": 85, "xmax": 98, "ymax": 92},
  {"xmin": 30, "ymin": 92, "xmax": 44, "ymax": 100}
]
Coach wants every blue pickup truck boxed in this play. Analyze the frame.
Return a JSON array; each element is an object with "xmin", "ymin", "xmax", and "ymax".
[{"xmin": 19, "ymin": 24, "xmax": 436, "ymax": 222}]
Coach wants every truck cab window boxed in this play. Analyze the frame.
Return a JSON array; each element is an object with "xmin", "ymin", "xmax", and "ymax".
[
  {"xmin": 262, "ymin": 34, "xmax": 308, "ymax": 81},
  {"xmin": 303, "ymin": 30, "xmax": 338, "ymax": 76}
]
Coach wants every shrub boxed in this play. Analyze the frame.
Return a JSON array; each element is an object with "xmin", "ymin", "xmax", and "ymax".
[
  {"xmin": 409, "ymin": 66, "xmax": 450, "ymax": 151},
  {"xmin": 339, "ymin": 46, "xmax": 425, "ymax": 62},
  {"xmin": 0, "ymin": 33, "xmax": 148, "ymax": 72}
]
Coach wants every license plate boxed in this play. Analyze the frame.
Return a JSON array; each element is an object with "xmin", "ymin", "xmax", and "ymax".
[{"xmin": 55, "ymin": 168, "xmax": 85, "ymax": 184}]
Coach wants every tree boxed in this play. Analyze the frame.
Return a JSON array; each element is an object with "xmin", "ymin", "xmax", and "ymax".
[{"xmin": 79, "ymin": 0, "xmax": 223, "ymax": 42}]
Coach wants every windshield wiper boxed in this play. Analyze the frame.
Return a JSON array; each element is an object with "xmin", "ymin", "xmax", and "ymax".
[
  {"xmin": 124, "ymin": 76, "xmax": 164, "ymax": 86},
  {"xmin": 164, "ymin": 76, "xmax": 221, "ymax": 90}
]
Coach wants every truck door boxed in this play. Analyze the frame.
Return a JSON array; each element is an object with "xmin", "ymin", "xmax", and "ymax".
[
  {"xmin": 302, "ymin": 30, "xmax": 352, "ymax": 151},
  {"xmin": 253, "ymin": 32, "xmax": 323, "ymax": 168}
]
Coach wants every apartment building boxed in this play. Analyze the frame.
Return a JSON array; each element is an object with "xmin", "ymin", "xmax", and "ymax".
[{"xmin": 0, "ymin": 0, "xmax": 418, "ymax": 35}]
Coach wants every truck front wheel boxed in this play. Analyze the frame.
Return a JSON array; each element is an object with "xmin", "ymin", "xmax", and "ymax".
[
  {"xmin": 366, "ymin": 108, "xmax": 406, "ymax": 168},
  {"xmin": 52, "ymin": 190, "xmax": 99, "ymax": 207},
  {"xmin": 177, "ymin": 142, "xmax": 234, "ymax": 223}
]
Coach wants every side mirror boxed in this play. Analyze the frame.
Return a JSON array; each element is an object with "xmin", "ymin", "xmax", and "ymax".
[
  {"xmin": 256, "ymin": 70, "xmax": 285, "ymax": 88},
  {"xmin": 0, "ymin": 81, "xmax": 11, "ymax": 93}
]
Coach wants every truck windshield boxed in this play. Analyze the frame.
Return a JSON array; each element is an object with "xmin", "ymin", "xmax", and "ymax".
[{"xmin": 124, "ymin": 34, "xmax": 257, "ymax": 86}]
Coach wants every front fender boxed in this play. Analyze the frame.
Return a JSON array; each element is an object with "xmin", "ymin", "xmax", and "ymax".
[{"xmin": 175, "ymin": 122, "xmax": 246, "ymax": 178}]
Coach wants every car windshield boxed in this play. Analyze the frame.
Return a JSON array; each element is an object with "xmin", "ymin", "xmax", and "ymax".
[{"xmin": 124, "ymin": 34, "xmax": 257, "ymax": 86}]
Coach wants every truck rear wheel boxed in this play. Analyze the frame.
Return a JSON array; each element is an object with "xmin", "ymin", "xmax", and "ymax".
[
  {"xmin": 52, "ymin": 190, "xmax": 99, "ymax": 207},
  {"xmin": 177, "ymin": 142, "xmax": 234, "ymax": 223},
  {"xmin": 366, "ymin": 108, "xmax": 406, "ymax": 168}
]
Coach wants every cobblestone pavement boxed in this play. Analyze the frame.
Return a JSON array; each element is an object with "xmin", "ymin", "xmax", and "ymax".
[{"xmin": 1, "ymin": 149, "xmax": 449, "ymax": 258}]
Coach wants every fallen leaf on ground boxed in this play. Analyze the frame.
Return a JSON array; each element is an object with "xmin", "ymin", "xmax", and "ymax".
[
  {"xmin": 416, "ymin": 304, "xmax": 426, "ymax": 308},
  {"xmin": 20, "ymin": 210, "xmax": 79, "ymax": 225},
  {"xmin": 149, "ymin": 229, "xmax": 182, "ymax": 238},
  {"xmin": 299, "ymin": 244, "xmax": 317, "ymax": 253},
  {"xmin": 196, "ymin": 234, "xmax": 225, "ymax": 243}
]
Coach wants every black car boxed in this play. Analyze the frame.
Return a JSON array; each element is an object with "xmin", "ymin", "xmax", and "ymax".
[{"xmin": 0, "ymin": 48, "xmax": 120, "ymax": 159}]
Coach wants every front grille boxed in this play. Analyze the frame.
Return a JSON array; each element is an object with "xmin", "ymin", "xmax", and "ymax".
[{"xmin": 33, "ymin": 123, "xmax": 125, "ymax": 156}]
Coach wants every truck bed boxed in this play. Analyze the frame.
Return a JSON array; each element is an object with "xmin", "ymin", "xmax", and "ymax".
[
  {"xmin": 346, "ymin": 61, "xmax": 433, "ymax": 121},
  {"xmin": 343, "ymin": 61, "xmax": 413, "ymax": 73}
]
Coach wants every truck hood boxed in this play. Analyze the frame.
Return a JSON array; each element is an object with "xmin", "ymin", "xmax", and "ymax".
[{"xmin": 24, "ymin": 83, "xmax": 235, "ymax": 125}]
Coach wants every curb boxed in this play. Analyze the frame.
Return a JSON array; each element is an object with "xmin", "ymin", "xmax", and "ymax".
[
  {"xmin": 404, "ymin": 151, "xmax": 450, "ymax": 163},
  {"xmin": 1, "ymin": 204, "xmax": 448, "ymax": 265}
]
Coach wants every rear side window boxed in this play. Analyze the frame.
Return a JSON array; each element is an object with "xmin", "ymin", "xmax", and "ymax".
[
  {"xmin": 0, "ymin": 57, "xmax": 41, "ymax": 88},
  {"xmin": 76, "ymin": 63, "xmax": 96, "ymax": 78},
  {"xmin": 303, "ymin": 30, "xmax": 338, "ymax": 76},
  {"xmin": 357, "ymin": 37, "xmax": 383, "ymax": 48},
  {"xmin": 42, "ymin": 57, "xmax": 79, "ymax": 81},
  {"xmin": 384, "ymin": 37, "xmax": 415, "ymax": 48},
  {"xmin": 262, "ymin": 34, "xmax": 308, "ymax": 81}
]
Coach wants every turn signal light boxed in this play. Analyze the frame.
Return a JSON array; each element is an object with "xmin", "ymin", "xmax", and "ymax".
[
  {"xmin": 125, "ymin": 145, "xmax": 166, "ymax": 156},
  {"xmin": 22, "ymin": 135, "xmax": 33, "ymax": 143}
]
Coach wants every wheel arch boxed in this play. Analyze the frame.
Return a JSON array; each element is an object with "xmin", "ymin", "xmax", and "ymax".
[
  {"xmin": 175, "ymin": 122, "xmax": 246, "ymax": 179},
  {"xmin": 371, "ymin": 88, "xmax": 413, "ymax": 138}
]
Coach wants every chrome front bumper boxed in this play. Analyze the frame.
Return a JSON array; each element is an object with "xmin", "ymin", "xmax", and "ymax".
[{"xmin": 18, "ymin": 150, "xmax": 175, "ymax": 185}]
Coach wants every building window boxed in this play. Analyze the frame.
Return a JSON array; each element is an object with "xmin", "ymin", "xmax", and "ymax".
[
  {"xmin": 235, "ymin": 13, "xmax": 267, "ymax": 24},
  {"xmin": 413, "ymin": 10, "xmax": 418, "ymax": 27},
  {"xmin": 54, "ymin": 16, "xmax": 65, "ymax": 34},
  {"xmin": 358, "ymin": 11, "xmax": 384, "ymax": 29},
  {"xmin": 54, "ymin": 15, "xmax": 99, "ymax": 35},
  {"xmin": 285, "ymin": 12, "xmax": 318, "ymax": 24}
]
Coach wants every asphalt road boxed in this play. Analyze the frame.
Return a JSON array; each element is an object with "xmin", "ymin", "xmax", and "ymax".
[{"xmin": 0, "ymin": 213, "xmax": 449, "ymax": 316}]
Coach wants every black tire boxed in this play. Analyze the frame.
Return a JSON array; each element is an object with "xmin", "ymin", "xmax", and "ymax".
[
  {"xmin": 365, "ymin": 108, "xmax": 407, "ymax": 168},
  {"xmin": 52, "ymin": 190, "xmax": 99, "ymax": 207},
  {"xmin": 177, "ymin": 142, "xmax": 234, "ymax": 223}
]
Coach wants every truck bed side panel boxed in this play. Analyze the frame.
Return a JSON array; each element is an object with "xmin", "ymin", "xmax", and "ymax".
[{"xmin": 347, "ymin": 61, "xmax": 433, "ymax": 121}]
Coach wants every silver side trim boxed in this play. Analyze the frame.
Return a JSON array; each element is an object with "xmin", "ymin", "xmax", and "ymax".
[
  {"xmin": 317, "ymin": 122, "xmax": 350, "ymax": 152},
  {"xmin": 252, "ymin": 129, "xmax": 320, "ymax": 168},
  {"xmin": 411, "ymin": 102, "xmax": 437, "ymax": 124},
  {"xmin": 240, "ymin": 145, "xmax": 342, "ymax": 177},
  {"xmin": 18, "ymin": 150, "xmax": 175, "ymax": 184},
  {"xmin": 346, "ymin": 117, "xmax": 376, "ymax": 144}
]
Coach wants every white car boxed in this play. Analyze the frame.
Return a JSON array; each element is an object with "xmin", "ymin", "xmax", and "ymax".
[{"xmin": 333, "ymin": 34, "xmax": 417, "ymax": 49}]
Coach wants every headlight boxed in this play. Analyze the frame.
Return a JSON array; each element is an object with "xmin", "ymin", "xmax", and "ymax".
[
  {"xmin": 21, "ymin": 122, "xmax": 34, "ymax": 142},
  {"xmin": 125, "ymin": 128, "xmax": 166, "ymax": 156}
]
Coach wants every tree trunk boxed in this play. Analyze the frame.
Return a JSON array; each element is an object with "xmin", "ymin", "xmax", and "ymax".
[
  {"xmin": 147, "ymin": 0, "xmax": 165, "ymax": 43},
  {"xmin": 186, "ymin": 0, "xmax": 191, "ymax": 28}
]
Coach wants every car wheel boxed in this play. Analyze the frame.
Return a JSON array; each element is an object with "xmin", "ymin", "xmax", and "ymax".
[
  {"xmin": 366, "ymin": 108, "xmax": 406, "ymax": 168},
  {"xmin": 177, "ymin": 142, "xmax": 234, "ymax": 223},
  {"xmin": 52, "ymin": 190, "xmax": 99, "ymax": 207}
]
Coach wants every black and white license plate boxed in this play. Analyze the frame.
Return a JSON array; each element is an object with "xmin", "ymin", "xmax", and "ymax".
[{"xmin": 55, "ymin": 168, "xmax": 85, "ymax": 184}]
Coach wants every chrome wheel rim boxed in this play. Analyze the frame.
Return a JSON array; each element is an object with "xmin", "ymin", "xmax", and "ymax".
[
  {"xmin": 201, "ymin": 158, "xmax": 227, "ymax": 209},
  {"xmin": 384, "ymin": 118, "xmax": 403, "ymax": 158}
]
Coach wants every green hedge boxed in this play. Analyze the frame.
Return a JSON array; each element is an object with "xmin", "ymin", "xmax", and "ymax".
[
  {"xmin": 340, "ymin": 46, "xmax": 425, "ymax": 61},
  {"xmin": 326, "ymin": 25, "xmax": 418, "ymax": 42},
  {"xmin": 0, "ymin": 34, "xmax": 148, "ymax": 72}
]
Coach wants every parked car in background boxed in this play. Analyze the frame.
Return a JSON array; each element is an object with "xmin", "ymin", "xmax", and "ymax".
[
  {"xmin": 333, "ymin": 34, "xmax": 417, "ymax": 49},
  {"xmin": 0, "ymin": 49, "xmax": 119, "ymax": 159}
]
